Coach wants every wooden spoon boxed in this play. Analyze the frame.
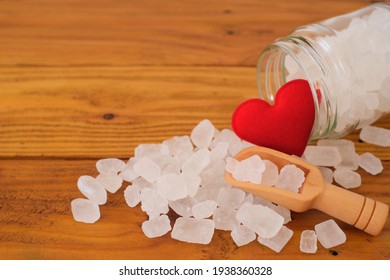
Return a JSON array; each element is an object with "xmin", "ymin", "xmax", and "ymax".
[{"xmin": 224, "ymin": 146, "xmax": 389, "ymax": 236}]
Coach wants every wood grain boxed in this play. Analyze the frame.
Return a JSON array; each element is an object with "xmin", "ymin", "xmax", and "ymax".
[
  {"xmin": 0, "ymin": 0, "xmax": 371, "ymax": 66},
  {"xmin": 0, "ymin": 0, "xmax": 389, "ymax": 260}
]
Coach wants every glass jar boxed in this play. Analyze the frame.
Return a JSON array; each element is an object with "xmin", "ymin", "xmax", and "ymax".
[{"xmin": 257, "ymin": 3, "xmax": 390, "ymax": 140}]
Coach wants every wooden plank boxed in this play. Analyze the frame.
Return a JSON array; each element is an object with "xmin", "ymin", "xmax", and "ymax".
[
  {"xmin": 0, "ymin": 66, "xmax": 255, "ymax": 158},
  {"xmin": 1, "ymin": 66, "xmax": 390, "ymax": 159},
  {"xmin": 0, "ymin": 159, "xmax": 389, "ymax": 260},
  {"xmin": 0, "ymin": 0, "xmax": 371, "ymax": 66}
]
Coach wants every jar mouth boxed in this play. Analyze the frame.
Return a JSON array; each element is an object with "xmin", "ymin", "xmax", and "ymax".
[{"xmin": 257, "ymin": 38, "xmax": 338, "ymax": 140}]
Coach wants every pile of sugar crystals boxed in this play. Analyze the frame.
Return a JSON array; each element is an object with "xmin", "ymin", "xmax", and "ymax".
[{"xmin": 71, "ymin": 119, "xmax": 296, "ymax": 252}]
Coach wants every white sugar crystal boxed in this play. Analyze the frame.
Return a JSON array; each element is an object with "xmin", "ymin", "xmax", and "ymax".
[
  {"xmin": 211, "ymin": 141, "xmax": 229, "ymax": 162},
  {"xmin": 216, "ymin": 187, "xmax": 246, "ymax": 209},
  {"xmin": 242, "ymin": 193, "xmax": 255, "ymax": 205},
  {"xmin": 236, "ymin": 202, "xmax": 284, "ymax": 238},
  {"xmin": 225, "ymin": 157, "xmax": 239, "ymax": 173},
  {"xmin": 71, "ymin": 198, "xmax": 100, "ymax": 223},
  {"xmin": 180, "ymin": 170, "xmax": 201, "ymax": 197},
  {"xmin": 200, "ymin": 159, "xmax": 227, "ymax": 190},
  {"xmin": 124, "ymin": 184, "xmax": 141, "ymax": 207},
  {"xmin": 300, "ymin": 230, "xmax": 318, "ymax": 253},
  {"xmin": 142, "ymin": 215, "xmax": 172, "ymax": 238},
  {"xmin": 171, "ymin": 217, "xmax": 215, "ymax": 244},
  {"xmin": 96, "ymin": 158, "xmax": 126, "ymax": 174},
  {"xmin": 190, "ymin": 119, "xmax": 215, "ymax": 148},
  {"xmin": 303, "ymin": 146, "xmax": 342, "ymax": 166},
  {"xmin": 317, "ymin": 139, "xmax": 359, "ymax": 170},
  {"xmin": 169, "ymin": 197, "xmax": 195, "ymax": 218},
  {"xmin": 333, "ymin": 169, "xmax": 361, "ymax": 188},
  {"xmin": 162, "ymin": 135, "xmax": 193, "ymax": 156},
  {"xmin": 360, "ymin": 125, "xmax": 390, "ymax": 147},
  {"xmin": 315, "ymin": 219, "xmax": 346, "ymax": 249},
  {"xmin": 231, "ymin": 225, "xmax": 256, "ymax": 247},
  {"xmin": 232, "ymin": 155, "xmax": 265, "ymax": 184},
  {"xmin": 213, "ymin": 207, "xmax": 240, "ymax": 231},
  {"xmin": 191, "ymin": 200, "xmax": 218, "ymax": 219},
  {"xmin": 140, "ymin": 188, "xmax": 169, "ymax": 219},
  {"xmin": 275, "ymin": 164, "xmax": 305, "ymax": 193},
  {"xmin": 133, "ymin": 157, "xmax": 161, "ymax": 183},
  {"xmin": 156, "ymin": 173, "xmax": 187, "ymax": 201},
  {"xmin": 135, "ymin": 143, "xmax": 169, "ymax": 158},
  {"xmin": 253, "ymin": 195, "xmax": 274, "ymax": 207},
  {"xmin": 269, "ymin": 204, "xmax": 292, "ymax": 224},
  {"xmin": 212, "ymin": 129, "xmax": 241, "ymax": 156},
  {"xmin": 181, "ymin": 148, "xmax": 211, "ymax": 174},
  {"xmin": 96, "ymin": 173, "xmax": 123, "ymax": 193},
  {"xmin": 119, "ymin": 166, "xmax": 139, "ymax": 182},
  {"xmin": 131, "ymin": 177, "xmax": 153, "ymax": 190},
  {"xmin": 77, "ymin": 175, "xmax": 107, "ymax": 205},
  {"xmin": 258, "ymin": 226, "xmax": 293, "ymax": 253},
  {"xmin": 359, "ymin": 152, "xmax": 383, "ymax": 175},
  {"xmin": 261, "ymin": 160, "xmax": 279, "ymax": 186},
  {"xmin": 319, "ymin": 166, "xmax": 333, "ymax": 184}
]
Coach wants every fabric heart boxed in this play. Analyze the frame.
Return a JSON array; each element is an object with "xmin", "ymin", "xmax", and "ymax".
[{"xmin": 232, "ymin": 79, "xmax": 315, "ymax": 157}]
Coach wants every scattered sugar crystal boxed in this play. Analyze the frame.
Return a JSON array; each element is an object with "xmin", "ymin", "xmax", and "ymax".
[
  {"xmin": 96, "ymin": 173, "xmax": 123, "ymax": 193},
  {"xmin": 140, "ymin": 188, "xmax": 169, "ymax": 219},
  {"xmin": 124, "ymin": 184, "xmax": 141, "ymax": 207},
  {"xmin": 269, "ymin": 204, "xmax": 292, "ymax": 224},
  {"xmin": 77, "ymin": 175, "xmax": 107, "ymax": 205},
  {"xmin": 142, "ymin": 215, "xmax": 172, "ymax": 238},
  {"xmin": 360, "ymin": 125, "xmax": 390, "ymax": 147},
  {"xmin": 231, "ymin": 225, "xmax": 256, "ymax": 247},
  {"xmin": 119, "ymin": 166, "xmax": 139, "ymax": 182},
  {"xmin": 359, "ymin": 152, "xmax": 383, "ymax": 175},
  {"xmin": 236, "ymin": 202, "xmax": 284, "ymax": 238},
  {"xmin": 200, "ymin": 159, "xmax": 227, "ymax": 190},
  {"xmin": 253, "ymin": 195, "xmax": 274, "ymax": 207},
  {"xmin": 261, "ymin": 160, "xmax": 279, "ymax": 186},
  {"xmin": 131, "ymin": 177, "xmax": 154, "ymax": 190},
  {"xmin": 180, "ymin": 170, "xmax": 201, "ymax": 197},
  {"xmin": 216, "ymin": 187, "xmax": 246, "ymax": 209},
  {"xmin": 135, "ymin": 143, "xmax": 169, "ymax": 158},
  {"xmin": 190, "ymin": 119, "xmax": 215, "ymax": 148},
  {"xmin": 162, "ymin": 135, "xmax": 193, "ymax": 156},
  {"xmin": 133, "ymin": 157, "xmax": 161, "ymax": 183},
  {"xmin": 303, "ymin": 146, "xmax": 342, "ymax": 167},
  {"xmin": 191, "ymin": 200, "xmax": 218, "ymax": 219},
  {"xmin": 333, "ymin": 169, "xmax": 361, "ymax": 188},
  {"xmin": 317, "ymin": 139, "xmax": 359, "ymax": 170},
  {"xmin": 168, "ymin": 197, "xmax": 195, "ymax": 218},
  {"xmin": 213, "ymin": 207, "xmax": 240, "ymax": 231},
  {"xmin": 225, "ymin": 157, "xmax": 239, "ymax": 173},
  {"xmin": 71, "ymin": 198, "xmax": 100, "ymax": 223},
  {"xmin": 211, "ymin": 142, "xmax": 229, "ymax": 162},
  {"xmin": 171, "ymin": 217, "xmax": 215, "ymax": 245},
  {"xmin": 242, "ymin": 193, "xmax": 254, "ymax": 205},
  {"xmin": 275, "ymin": 164, "xmax": 305, "ymax": 193},
  {"xmin": 181, "ymin": 148, "xmax": 211, "ymax": 174},
  {"xmin": 232, "ymin": 155, "xmax": 265, "ymax": 184},
  {"xmin": 315, "ymin": 219, "xmax": 346, "ymax": 249},
  {"xmin": 300, "ymin": 230, "xmax": 318, "ymax": 253},
  {"xmin": 258, "ymin": 226, "xmax": 293, "ymax": 253},
  {"xmin": 212, "ymin": 129, "xmax": 241, "ymax": 156},
  {"xmin": 156, "ymin": 173, "xmax": 188, "ymax": 201},
  {"xmin": 96, "ymin": 158, "xmax": 126, "ymax": 174},
  {"xmin": 318, "ymin": 166, "xmax": 333, "ymax": 184}
]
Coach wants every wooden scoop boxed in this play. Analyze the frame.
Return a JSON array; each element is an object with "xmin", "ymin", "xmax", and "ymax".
[{"xmin": 225, "ymin": 146, "xmax": 389, "ymax": 236}]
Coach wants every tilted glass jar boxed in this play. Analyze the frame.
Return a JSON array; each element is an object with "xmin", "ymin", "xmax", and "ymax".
[{"xmin": 257, "ymin": 3, "xmax": 390, "ymax": 140}]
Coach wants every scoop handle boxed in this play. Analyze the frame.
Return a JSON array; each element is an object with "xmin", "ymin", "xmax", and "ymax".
[{"xmin": 312, "ymin": 183, "xmax": 389, "ymax": 236}]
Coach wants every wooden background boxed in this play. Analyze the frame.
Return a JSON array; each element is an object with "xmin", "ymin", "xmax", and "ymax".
[{"xmin": 0, "ymin": 0, "xmax": 389, "ymax": 260}]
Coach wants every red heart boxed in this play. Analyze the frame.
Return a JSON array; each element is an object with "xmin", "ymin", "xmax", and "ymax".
[{"xmin": 232, "ymin": 79, "xmax": 315, "ymax": 156}]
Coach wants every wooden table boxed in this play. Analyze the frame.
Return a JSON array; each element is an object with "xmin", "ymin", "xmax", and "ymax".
[{"xmin": 0, "ymin": 0, "xmax": 389, "ymax": 260}]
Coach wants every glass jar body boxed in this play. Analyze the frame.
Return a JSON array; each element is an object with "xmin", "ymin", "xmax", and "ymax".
[{"xmin": 257, "ymin": 3, "xmax": 390, "ymax": 140}]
